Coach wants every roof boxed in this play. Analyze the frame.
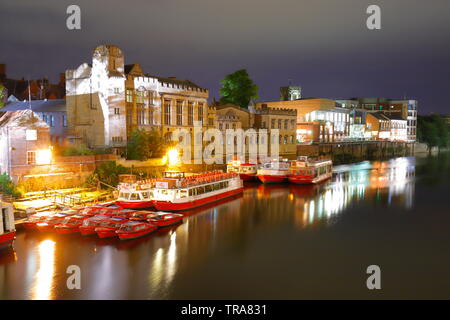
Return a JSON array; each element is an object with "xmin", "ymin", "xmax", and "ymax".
[
  {"xmin": 146, "ymin": 74, "xmax": 206, "ymax": 91},
  {"xmin": 384, "ymin": 113, "xmax": 406, "ymax": 121},
  {"xmin": 1, "ymin": 99, "xmax": 66, "ymax": 112},
  {"xmin": 0, "ymin": 109, "xmax": 49, "ymax": 128},
  {"xmin": 368, "ymin": 112, "xmax": 390, "ymax": 121}
]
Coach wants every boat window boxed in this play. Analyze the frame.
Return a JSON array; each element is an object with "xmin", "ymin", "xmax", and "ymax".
[
  {"xmin": 119, "ymin": 192, "xmax": 130, "ymax": 200},
  {"xmin": 179, "ymin": 190, "xmax": 188, "ymax": 198},
  {"xmin": 130, "ymin": 193, "xmax": 139, "ymax": 200},
  {"xmin": 141, "ymin": 192, "xmax": 149, "ymax": 199}
]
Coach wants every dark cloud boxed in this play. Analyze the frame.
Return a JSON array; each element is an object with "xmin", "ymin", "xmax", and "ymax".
[{"xmin": 1, "ymin": 0, "xmax": 449, "ymax": 113}]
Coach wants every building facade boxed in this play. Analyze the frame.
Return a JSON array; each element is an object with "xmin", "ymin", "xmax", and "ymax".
[
  {"xmin": 1, "ymin": 99, "xmax": 67, "ymax": 145},
  {"xmin": 0, "ymin": 110, "xmax": 52, "ymax": 181},
  {"xmin": 66, "ymin": 45, "xmax": 208, "ymax": 152}
]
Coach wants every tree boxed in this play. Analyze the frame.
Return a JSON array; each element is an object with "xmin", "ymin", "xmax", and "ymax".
[
  {"xmin": 126, "ymin": 129, "xmax": 166, "ymax": 160},
  {"xmin": 417, "ymin": 115, "xmax": 449, "ymax": 152},
  {"xmin": 219, "ymin": 69, "xmax": 259, "ymax": 109},
  {"xmin": 89, "ymin": 161, "xmax": 129, "ymax": 188},
  {"xmin": 0, "ymin": 84, "xmax": 6, "ymax": 108}
]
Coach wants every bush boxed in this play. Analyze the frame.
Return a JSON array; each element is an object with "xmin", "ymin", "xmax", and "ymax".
[
  {"xmin": 0, "ymin": 173, "xmax": 21, "ymax": 198},
  {"xmin": 89, "ymin": 161, "xmax": 130, "ymax": 188},
  {"xmin": 61, "ymin": 144, "xmax": 95, "ymax": 156}
]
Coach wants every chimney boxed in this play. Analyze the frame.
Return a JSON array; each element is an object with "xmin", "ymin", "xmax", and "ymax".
[
  {"xmin": 0, "ymin": 64, "xmax": 5, "ymax": 79},
  {"xmin": 59, "ymin": 73, "xmax": 65, "ymax": 86}
]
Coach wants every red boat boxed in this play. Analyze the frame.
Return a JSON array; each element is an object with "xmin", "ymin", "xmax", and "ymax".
[
  {"xmin": 116, "ymin": 174, "xmax": 155, "ymax": 209},
  {"xmin": 0, "ymin": 202, "xmax": 16, "ymax": 250},
  {"xmin": 227, "ymin": 160, "xmax": 257, "ymax": 182},
  {"xmin": 147, "ymin": 213, "xmax": 183, "ymax": 228},
  {"xmin": 256, "ymin": 159, "xmax": 290, "ymax": 184},
  {"xmin": 152, "ymin": 171, "xmax": 243, "ymax": 211},
  {"xmin": 95, "ymin": 217, "xmax": 128, "ymax": 238},
  {"xmin": 116, "ymin": 221, "xmax": 158, "ymax": 240},
  {"xmin": 288, "ymin": 157, "xmax": 333, "ymax": 184},
  {"xmin": 22, "ymin": 211, "xmax": 53, "ymax": 230},
  {"xmin": 129, "ymin": 210, "xmax": 160, "ymax": 222},
  {"xmin": 36, "ymin": 214, "xmax": 68, "ymax": 232},
  {"xmin": 79, "ymin": 215, "xmax": 109, "ymax": 236},
  {"xmin": 79, "ymin": 205, "xmax": 106, "ymax": 217},
  {"xmin": 55, "ymin": 215, "xmax": 90, "ymax": 234}
]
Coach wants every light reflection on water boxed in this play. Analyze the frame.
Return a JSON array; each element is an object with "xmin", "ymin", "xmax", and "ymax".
[{"xmin": 3, "ymin": 156, "xmax": 447, "ymax": 300}]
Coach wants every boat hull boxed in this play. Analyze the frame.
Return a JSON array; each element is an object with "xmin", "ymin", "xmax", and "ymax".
[
  {"xmin": 288, "ymin": 173, "xmax": 332, "ymax": 185},
  {"xmin": 95, "ymin": 228, "xmax": 119, "ymax": 239},
  {"xmin": 0, "ymin": 232, "xmax": 15, "ymax": 250},
  {"xmin": 115, "ymin": 200, "xmax": 154, "ymax": 209},
  {"xmin": 36, "ymin": 224, "xmax": 55, "ymax": 232},
  {"xmin": 55, "ymin": 226, "xmax": 81, "ymax": 234},
  {"xmin": 153, "ymin": 187, "xmax": 243, "ymax": 212},
  {"xmin": 149, "ymin": 216, "xmax": 183, "ymax": 228},
  {"xmin": 117, "ymin": 226, "xmax": 158, "ymax": 240},
  {"xmin": 79, "ymin": 226, "xmax": 97, "ymax": 236},
  {"xmin": 22, "ymin": 222, "xmax": 38, "ymax": 230},
  {"xmin": 257, "ymin": 174, "xmax": 288, "ymax": 184},
  {"xmin": 240, "ymin": 173, "xmax": 256, "ymax": 182}
]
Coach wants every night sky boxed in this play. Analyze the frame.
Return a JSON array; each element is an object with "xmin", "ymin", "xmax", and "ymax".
[{"xmin": 1, "ymin": 0, "xmax": 449, "ymax": 114}]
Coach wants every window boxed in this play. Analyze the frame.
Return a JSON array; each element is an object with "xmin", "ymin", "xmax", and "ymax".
[
  {"xmin": 112, "ymin": 136, "xmax": 123, "ymax": 143},
  {"xmin": 198, "ymin": 103, "xmax": 203, "ymax": 122},
  {"xmin": 164, "ymin": 99, "xmax": 171, "ymax": 125},
  {"xmin": 49, "ymin": 115, "xmax": 54, "ymax": 127},
  {"xmin": 26, "ymin": 129, "xmax": 37, "ymax": 141},
  {"xmin": 176, "ymin": 101, "xmax": 183, "ymax": 125},
  {"xmin": 188, "ymin": 102, "xmax": 194, "ymax": 125},
  {"xmin": 114, "ymin": 88, "xmax": 119, "ymax": 94},
  {"xmin": 148, "ymin": 108, "xmax": 154, "ymax": 125},
  {"xmin": 137, "ymin": 106, "xmax": 145, "ymax": 125},
  {"xmin": 27, "ymin": 151, "xmax": 36, "ymax": 165},
  {"xmin": 278, "ymin": 119, "xmax": 282, "ymax": 128},
  {"xmin": 284, "ymin": 119, "xmax": 288, "ymax": 130},
  {"xmin": 136, "ymin": 90, "xmax": 145, "ymax": 104},
  {"xmin": 148, "ymin": 91, "xmax": 155, "ymax": 105},
  {"xmin": 271, "ymin": 119, "xmax": 275, "ymax": 129},
  {"xmin": 42, "ymin": 114, "xmax": 47, "ymax": 123},
  {"xmin": 63, "ymin": 115, "xmax": 67, "ymax": 127},
  {"xmin": 126, "ymin": 89, "xmax": 133, "ymax": 103},
  {"xmin": 208, "ymin": 118, "xmax": 214, "ymax": 126},
  {"xmin": 126, "ymin": 106, "xmax": 132, "ymax": 125},
  {"xmin": 114, "ymin": 108, "xmax": 120, "ymax": 115}
]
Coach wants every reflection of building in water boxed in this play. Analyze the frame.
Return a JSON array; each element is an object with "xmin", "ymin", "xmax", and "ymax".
[{"xmin": 295, "ymin": 157, "xmax": 416, "ymax": 227}]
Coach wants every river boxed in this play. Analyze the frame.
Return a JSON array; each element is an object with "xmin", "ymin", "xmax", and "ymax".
[{"xmin": 1, "ymin": 154, "xmax": 449, "ymax": 299}]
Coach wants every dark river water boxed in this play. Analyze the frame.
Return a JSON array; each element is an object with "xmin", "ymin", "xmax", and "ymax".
[{"xmin": 1, "ymin": 154, "xmax": 450, "ymax": 300}]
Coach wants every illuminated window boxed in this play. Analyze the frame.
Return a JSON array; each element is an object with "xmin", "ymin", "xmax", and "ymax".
[
  {"xmin": 27, "ymin": 151, "xmax": 36, "ymax": 165},
  {"xmin": 148, "ymin": 91, "xmax": 155, "ymax": 105},
  {"xmin": 198, "ymin": 103, "xmax": 203, "ymax": 122},
  {"xmin": 126, "ymin": 89, "xmax": 133, "ymax": 103},
  {"xmin": 136, "ymin": 90, "xmax": 145, "ymax": 104},
  {"xmin": 114, "ymin": 108, "xmax": 120, "ymax": 115},
  {"xmin": 164, "ymin": 99, "xmax": 171, "ymax": 125},
  {"xmin": 148, "ymin": 108, "xmax": 153, "ymax": 125},
  {"xmin": 188, "ymin": 102, "xmax": 194, "ymax": 126},
  {"xmin": 176, "ymin": 101, "xmax": 183, "ymax": 125},
  {"xmin": 63, "ymin": 115, "xmax": 67, "ymax": 127}
]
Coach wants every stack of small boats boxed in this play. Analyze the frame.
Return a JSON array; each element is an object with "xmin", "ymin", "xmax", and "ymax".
[{"xmin": 21, "ymin": 204, "xmax": 183, "ymax": 241}]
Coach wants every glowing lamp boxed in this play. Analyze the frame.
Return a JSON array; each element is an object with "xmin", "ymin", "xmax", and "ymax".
[{"xmin": 36, "ymin": 149, "xmax": 52, "ymax": 165}]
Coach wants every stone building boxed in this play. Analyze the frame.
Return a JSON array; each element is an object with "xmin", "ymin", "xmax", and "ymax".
[
  {"xmin": 280, "ymin": 85, "xmax": 302, "ymax": 101},
  {"xmin": 65, "ymin": 45, "xmax": 208, "ymax": 153}
]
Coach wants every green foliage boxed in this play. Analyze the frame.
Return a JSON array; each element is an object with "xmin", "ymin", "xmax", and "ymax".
[
  {"xmin": 61, "ymin": 144, "xmax": 95, "ymax": 156},
  {"xmin": 126, "ymin": 129, "xmax": 165, "ymax": 160},
  {"xmin": 0, "ymin": 173, "xmax": 21, "ymax": 198},
  {"xmin": 219, "ymin": 69, "xmax": 259, "ymax": 109},
  {"xmin": 89, "ymin": 161, "xmax": 129, "ymax": 188},
  {"xmin": 0, "ymin": 84, "xmax": 5, "ymax": 108},
  {"xmin": 417, "ymin": 115, "xmax": 448, "ymax": 150}
]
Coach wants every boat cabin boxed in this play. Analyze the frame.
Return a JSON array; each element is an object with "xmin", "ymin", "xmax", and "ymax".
[{"xmin": 0, "ymin": 202, "xmax": 15, "ymax": 236}]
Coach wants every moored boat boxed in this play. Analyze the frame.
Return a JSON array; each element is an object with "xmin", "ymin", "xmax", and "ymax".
[
  {"xmin": 55, "ymin": 215, "xmax": 90, "ymax": 234},
  {"xmin": 227, "ymin": 160, "xmax": 258, "ymax": 182},
  {"xmin": 22, "ymin": 211, "xmax": 53, "ymax": 231},
  {"xmin": 0, "ymin": 202, "xmax": 16, "ymax": 250},
  {"xmin": 95, "ymin": 217, "xmax": 128, "ymax": 238},
  {"xmin": 129, "ymin": 210, "xmax": 160, "ymax": 222},
  {"xmin": 288, "ymin": 156, "xmax": 333, "ymax": 184},
  {"xmin": 256, "ymin": 159, "xmax": 290, "ymax": 184},
  {"xmin": 152, "ymin": 171, "xmax": 243, "ymax": 211},
  {"xmin": 116, "ymin": 221, "xmax": 158, "ymax": 240},
  {"xmin": 79, "ymin": 215, "xmax": 109, "ymax": 236},
  {"xmin": 147, "ymin": 212, "xmax": 183, "ymax": 227},
  {"xmin": 115, "ymin": 174, "xmax": 155, "ymax": 209},
  {"xmin": 36, "ymin": 213, "xmax": 68, "ymax": 232}
]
